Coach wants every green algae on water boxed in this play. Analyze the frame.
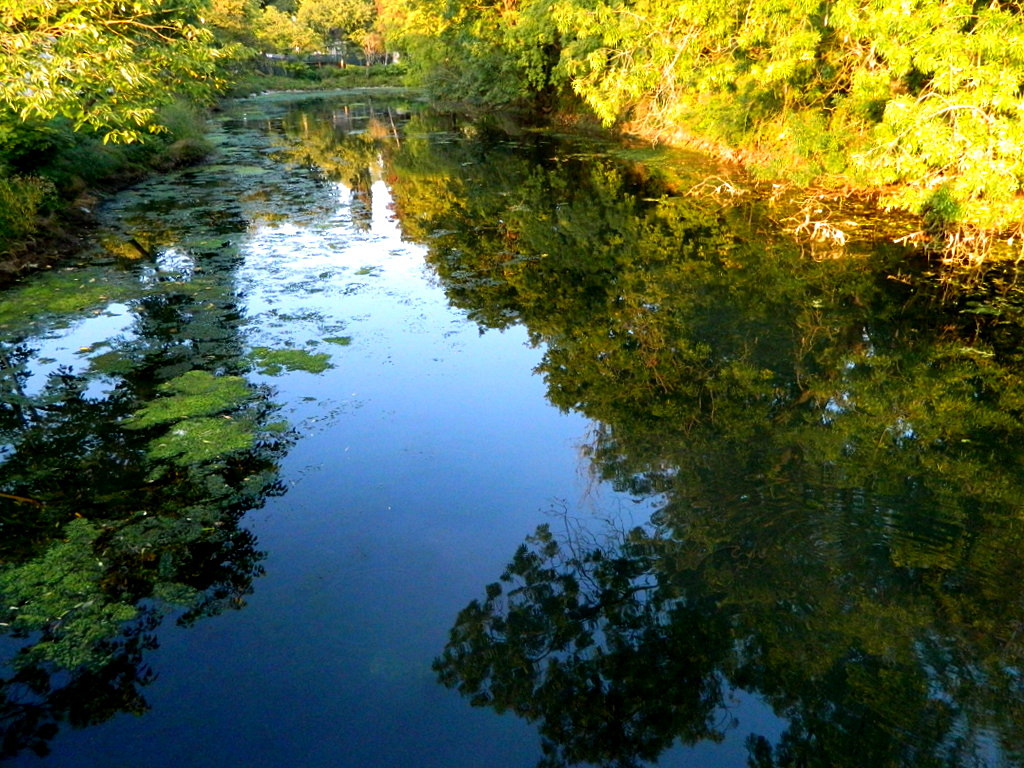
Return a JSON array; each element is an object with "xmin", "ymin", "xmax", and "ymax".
[
  {"xmin": 248, "ymin": 347, "xmax": 333, "ymax": 375},
  {"xmin": 88, "ymin": 350, "xmax": 135, "ymax": 376},
  {"xmin": 200, "ymin": 164, "xmax": 269, "ymax": 177},
  {"xmin": 122, "ymin": 370, "xmax": 259, "ymax": 466},
  {"xmin": 0, "ymin": 269, "xmax": 135, "ymax": 331},
  {"xmin": 0, "ymin": 519, "xmax": 138, "ymax": 670},
  {"xmin": 147, "ymin": 416, "xmax": 255, "ymax": 465},
  {"xmin": 125, "ymin": 370, "xmax": 252, "ymax": 429}
]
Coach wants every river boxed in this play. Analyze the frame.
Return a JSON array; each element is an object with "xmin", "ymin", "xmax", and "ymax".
[{"xmin": 1, "ymin": 90, "xmax": 1023, "ymax": 768}]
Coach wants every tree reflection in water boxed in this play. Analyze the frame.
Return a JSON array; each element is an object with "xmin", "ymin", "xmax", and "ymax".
[
  {"xmin": 405, "ymin": 126, "xmax": 1024, "ymax": 767},
  {"xmin": 435, "ymin": 519, "xmax": 730, "ymax": 768},
  {"xmin": 5, "ymin": 94, "xmax": 1024, "ymax": 766},
  {"xmin": 0, "ymin": 247, "xmax": 289, "ymax": 758},
  {"xmin": 0, "ymin": 91, "xmax": 411, "ymax": 760}
]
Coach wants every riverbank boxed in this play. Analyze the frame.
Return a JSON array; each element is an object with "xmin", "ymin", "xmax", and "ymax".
[
  {"xmin": 388, "ymin": 0, "xmax": 1024, "ymax": 265},
  {"xmin": 614, "ymin": 118, "xmax": 1012, "ymax": 265},
  {"xmin": 0, "ymin": 100, "xmax": 217, "ymax": 287},
  {"xmin": 386, "ymin": 91, "xmax": 968, "ymax": 262},
  {"xmin": 615, "ymin": 136, "xmax": 930, "ymax": 257},
  {"xmin": 0, "ymin": 70, "xmax": 1004, "ymax": 289},
  {"xmin": 0, "ymin": 66, "xmax": 409, "ymax": 287},
  {"xmin": 228, "ymin": 62, "xmax": 409, "ymax": 97},
  {"xmin": 539, "ymin": 109, "xmax": 930, "ymax": 259}
]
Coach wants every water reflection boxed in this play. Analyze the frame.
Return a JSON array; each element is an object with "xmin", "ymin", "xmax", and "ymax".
[
  {"xmin": 397, "ymin": 121, "xmax": 1024, "ymax": 765},
  {"xmin": 0, "ymin": 90, "xmax": 439, "ymax": 760},
  {"xmin": 0, "ymin": 303, "xmax": 287, "ymax": 757},
  {"xmin": 0, "ymin": 98, "xmax": 351, "ymax": 758},
  {"xmin": 4, "ymin": 90, "xmax": 1024, "ymax": 766}
]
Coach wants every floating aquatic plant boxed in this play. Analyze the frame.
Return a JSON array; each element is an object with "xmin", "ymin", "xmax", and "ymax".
[
  {"xmin": 122, "ymin": 370, "xmax": 258, "ymax": 467},
  {"xmin": 88, "ymin": 349, "xmax": 135, "ymax": 376},
  {"xmin": 0, "ymin": 519, "xmax": 138, "ymax": 670},
  {"xmin": 147, "ymin": 416, "xmax": 255, "ymax": 465},
  {"xmin": 125, "ymin": 370, "xmax": 252, "ymax": 429},
  {"xmin": 248, "ymin": 347, "xmax": 333, "ymax": 375},
  {"xmin": 0, "ymin": 269, "xmax": 135, "ymax": 331}
]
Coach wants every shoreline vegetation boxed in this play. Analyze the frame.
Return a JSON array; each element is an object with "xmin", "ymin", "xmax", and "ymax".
[
  {"xmin": 0, "ymin": 65, "xmax": 404, "ymax": 286},
  {"xmin": 389, "ymin": 0, "xmax": 1024, "ymax": 265},
  {"xmin": 3, "ymin": 0, "xmax": 1024, "ymax": 279}
]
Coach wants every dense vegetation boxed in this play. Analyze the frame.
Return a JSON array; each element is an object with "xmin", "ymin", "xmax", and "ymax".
[
  {"xmin": 5, "ymin": 0, "xmax": 1024, "ymax": 261},
  {"xmin": 386, "ymin": 0, "xmax": 1024, "ymax": 256}
]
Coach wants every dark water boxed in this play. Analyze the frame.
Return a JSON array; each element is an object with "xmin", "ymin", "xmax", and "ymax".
[{"xmin": 2, "ymin": 91, "xmax": 1024, "ymax": 767}]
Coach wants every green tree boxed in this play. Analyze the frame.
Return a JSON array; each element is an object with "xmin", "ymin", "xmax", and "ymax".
[
  {"xmin": 0, "ymin": 0, "xmax": 226, "ymax": 143},
  {"xmin": 206, "ymin": 0, "xmax": 262, "ymax": 46},
  {"xmin": 252, "ymin": 4, "xmax": 320, "ymax": 53},
  {"xmin": 387, "ymin": 0, "xmax": 1024, "ymax": 252},
  {"xmin": 297, "ymin": 0, "xmax": 375, "ymax": 51}
]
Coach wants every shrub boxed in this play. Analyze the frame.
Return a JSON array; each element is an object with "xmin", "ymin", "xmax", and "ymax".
[
  {"xmin": 155, "ymin": 100, "xmax": 209, "ymax": 142},
  {"xmin": 0, "ymin": 175, "xmax": 57, "ymax": 249},
  {"xmin": 152, "ymin": 101, "xmax": 213, "ymax": 169}
]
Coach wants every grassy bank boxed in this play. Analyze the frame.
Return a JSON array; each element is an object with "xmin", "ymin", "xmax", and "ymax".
[{"xmin": 0, "ymin": 100, "xmax": 215, "ymax": 285}]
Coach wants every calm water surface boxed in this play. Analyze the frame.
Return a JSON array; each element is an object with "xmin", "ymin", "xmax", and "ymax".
[{"xmin": 2, "ymin": 91, "xmax": 1024, "ymax": 767}]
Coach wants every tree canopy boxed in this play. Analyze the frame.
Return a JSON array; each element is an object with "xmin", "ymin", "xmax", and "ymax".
[
  {"xmin": 385, "ymin": 0, "xmax": 1024, "ymax": 252},
  {"xmin": 298, "ymin": 0, "xmax": 375, "ymax": 50},
  {"xmin": 0, "ymin": 0, "xmax": 225, "ymax": 143}
]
